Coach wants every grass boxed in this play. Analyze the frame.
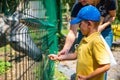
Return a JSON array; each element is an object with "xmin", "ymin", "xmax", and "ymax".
[
  {"xmin": 0, "ymin": 60, "xmax": 12, "ymax": 75},
  {"xmin": 61, "ymin": 29, "xmax": 69, "ymax": 36},
  {"xmin": 0, "ymin": 45, "xmax": 11, "ymax": 54}
]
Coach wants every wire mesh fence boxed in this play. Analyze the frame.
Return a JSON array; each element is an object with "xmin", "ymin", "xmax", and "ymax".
[{"xmin": 0, "ymin": 0, "xmax": 59, "ymax": 80}]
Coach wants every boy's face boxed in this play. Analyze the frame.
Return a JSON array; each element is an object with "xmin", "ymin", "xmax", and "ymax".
[{"xmin": 79, "ymin": 21, "xmax": 89, "ymax": 36}]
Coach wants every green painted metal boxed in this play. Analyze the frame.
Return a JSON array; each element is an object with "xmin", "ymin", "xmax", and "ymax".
[{"xmin": 0, "ymin": 0, "xmax": 62, "ymax": 80}]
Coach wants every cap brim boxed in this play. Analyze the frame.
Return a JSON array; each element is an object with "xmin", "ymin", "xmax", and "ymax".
[{"xmin": 70, "ymin": 17, "xmax": 82, "ymax": 24}]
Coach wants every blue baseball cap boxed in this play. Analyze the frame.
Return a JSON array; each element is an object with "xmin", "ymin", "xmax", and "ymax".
[{"xmin": 70, "ymin": 5, "xmax": 100, "ymax": 24}]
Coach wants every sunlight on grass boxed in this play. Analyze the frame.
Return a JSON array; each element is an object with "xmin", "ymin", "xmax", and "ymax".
[
  {"xmin": 0, "ymin": 60, "xmax": 12, "ymax": 75},
  {"xmin": 0, "ymin": 45, "xmax": 11, "ymax": 54},
  {"xmin": 61, "ymin": 29, "xmax": 69, "ymax": 36}
]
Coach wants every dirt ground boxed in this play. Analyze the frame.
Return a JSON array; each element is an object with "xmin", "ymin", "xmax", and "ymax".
[{"xmin": 108, "ymin": 47, "xmax": 120, "ymax": 80}]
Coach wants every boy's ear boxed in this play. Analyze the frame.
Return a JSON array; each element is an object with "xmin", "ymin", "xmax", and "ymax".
[
  {"xmin": 87, "ymin": 21, "xmax": 92, "ymax": 26},
  {"xmin": 87, "ymin": 21, "xmax": 94, "ymax": 29}
]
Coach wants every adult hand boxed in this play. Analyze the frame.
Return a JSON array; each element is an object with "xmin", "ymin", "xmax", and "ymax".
[{"xmin": 58, "ymin": 49, "xmax": 68, "ymax": 56}]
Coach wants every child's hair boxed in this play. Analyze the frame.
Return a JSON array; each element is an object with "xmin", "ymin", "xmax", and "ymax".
[
  {"xmin": 84, "ymin": 20, "xmax": 100, "ymax": 27},
  {"xmin": 93, "ymin": 21, "xmax": 100, "ymax": 27}
]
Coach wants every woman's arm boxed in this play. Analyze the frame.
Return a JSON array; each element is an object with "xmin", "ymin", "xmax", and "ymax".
[
  {"xmin": 98, "ymin": 10, "xmax": 116, "ymax": 32},
  {"xmin": 58, "ymin": 24, "xmax": 78, "ymax": 55}
]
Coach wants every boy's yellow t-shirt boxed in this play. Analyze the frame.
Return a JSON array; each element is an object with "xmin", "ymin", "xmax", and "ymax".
[{"xmin": 75, "ymin": 32, "xmax": 110, "ymax": 80}]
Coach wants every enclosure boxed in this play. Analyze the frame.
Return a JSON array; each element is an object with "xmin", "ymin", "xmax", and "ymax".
[{"xmin": 0, "ymin": 0, "xmax": 61, "ymax": 80}]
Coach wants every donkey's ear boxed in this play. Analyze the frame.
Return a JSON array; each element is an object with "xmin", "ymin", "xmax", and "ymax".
[
  {"xmin": 3, "ymin": 17, "xmax": 8, "ymax": 23},
  {"xmin": 7, "ymin": 10, "xmax": 23, "ymax": 22},
  {"xmin": 2, "ymin": 16, "xmax": 12, "ymax": 25}
]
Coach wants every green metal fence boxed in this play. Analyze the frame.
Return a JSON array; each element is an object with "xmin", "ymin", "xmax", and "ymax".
[{"xmin": 0, "ymin": 0, "xmax": 61, "ymax": 80}]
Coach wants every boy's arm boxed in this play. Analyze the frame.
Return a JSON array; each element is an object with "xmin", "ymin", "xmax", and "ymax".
[
  {"xmin": 48, "ymin": 52, "xmax": 77, "ymax": 61},
  {"xmin": 59, "ymin": 52, "xmax": 77, "ymax": 61},
  {"xmin": 78, "ymin": 64, "xmax": 110, "ymax": 80}
]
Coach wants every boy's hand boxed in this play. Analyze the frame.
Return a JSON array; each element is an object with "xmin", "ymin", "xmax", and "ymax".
[
  {"xmin": 48, "ymin": 54, "xmax": 64, "ymax": 61},
  {"xmin": 78, "ymin": 74, "xmax": 88, "ymax": 80},
  {"xmin": 48, "ymin": 54, "xmax": 60, "ymax": 61}
]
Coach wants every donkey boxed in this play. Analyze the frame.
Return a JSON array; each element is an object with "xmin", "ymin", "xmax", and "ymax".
[{"xmin": 0, "ymin": 11, "xmax": 42, "ymax": 61}]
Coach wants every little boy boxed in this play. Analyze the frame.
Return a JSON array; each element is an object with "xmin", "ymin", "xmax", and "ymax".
[{"xmin": 48, "ymin": 5, "xmax": 110, "ymax": 80}]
